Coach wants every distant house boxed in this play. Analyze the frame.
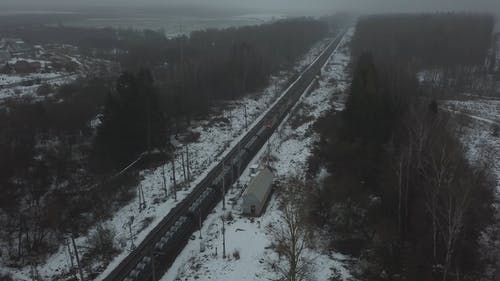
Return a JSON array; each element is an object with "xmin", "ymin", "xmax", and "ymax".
[
  {"xmin": 241, "ymin": 167, "xmax": 274, "ymax": 216},
  {"xmin": 29, "ymin": 61, "xmax": 42, "ymax": 72},
  {"xmin": 14, "ymin": 60, "xmax": 40, "ymax": 74},
  {"xmin": 0, "ymin": 50, "xmax": 10, "ymax": 64},
  {"xmin": 13, "ymin": 60, "xmax": 30, "ymax": 73},
  {"xmin": 1, "ymin": 38, "xmax": 32, "ymax": 56}
]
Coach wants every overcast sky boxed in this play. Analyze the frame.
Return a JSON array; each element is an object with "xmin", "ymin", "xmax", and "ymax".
[{"xmin": 1, "ymin": 0, "xmax": 500, "ymax": 15}]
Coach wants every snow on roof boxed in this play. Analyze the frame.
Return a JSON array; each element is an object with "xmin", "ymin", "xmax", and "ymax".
[
  {"xmin": 244, "ymin": 167, "xmax": 274, "ymax": 203},
  {"xmin": 0, "ymin": 50, "xmax": 10, "ymax": 58}
]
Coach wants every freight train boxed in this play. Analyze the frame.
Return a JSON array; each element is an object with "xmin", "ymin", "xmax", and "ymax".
[{"xmin": 106, "ymin": 28, "xmax": 347, "ymax": 281}]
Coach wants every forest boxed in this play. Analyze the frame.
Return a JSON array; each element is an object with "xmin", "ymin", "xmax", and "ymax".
[
  {"xmin": 351, "ymin": 13, "xmax": 496, "ymax": 97},
  {"xmin": 306, "ymin": 14, "xmax": 497, "ymax": 280},
  {"xmin": 0, "ymin": 18, "xmax": 330, "ymax": 271},
  {"xmin": 351, "ymin": 13, "xmax": 494, "ymax": 67}
]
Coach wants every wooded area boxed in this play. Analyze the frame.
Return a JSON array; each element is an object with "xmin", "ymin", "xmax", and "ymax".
[
  {"xmin": 308, "ymin": 53, "xmax": 495, "ymax": 281},
  {"xmin": 351, "ymin": 14, "xmax": 497, "ymax": 97},
  {"xmin": 307, "ymin": 14, "xmax": 497, "ymax": 281},
  {"xmin": 0, "ymin": 18, "xmax": 329, "ymax": 271},
  {"xmin": 351, "ymin": 14, "xmax": 494, "ymax": 67}
]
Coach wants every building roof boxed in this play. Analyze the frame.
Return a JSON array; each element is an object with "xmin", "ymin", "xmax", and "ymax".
[
  {"xmin": 244, "ymin": 167, "xmax": 274, "ymax": 203},
  {"xmin": 0, "ymin": 50, "xmax": 10, "ymax": 61}
]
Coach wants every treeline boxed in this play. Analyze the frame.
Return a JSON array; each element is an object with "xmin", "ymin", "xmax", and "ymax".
[
  {"xmin": 352, "ymin": 14, "xmax": 494, "ymax": 68},
  {"xmin": 154, "ymin": 19, "xmax": 328, "ymax": 126},
  {"xmin": 94, "ymin": 18, "xmax": 329, "ymax": 170},
  {"xmin": 307, "ymin": 53, "xmax": 495, "ymax": 280},
  {"xmin": 7, "ymin": 18, "xmax": 328, "ymax": 130}
]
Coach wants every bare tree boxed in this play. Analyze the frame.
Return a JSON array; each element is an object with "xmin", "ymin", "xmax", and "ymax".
[{"xmin": 266, "ymin": 178, "xmax": 312, "ymax": 281}]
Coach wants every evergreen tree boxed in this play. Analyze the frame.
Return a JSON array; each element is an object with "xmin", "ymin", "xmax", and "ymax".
[{"xmin": 93, "ymin": 70, "xmax": 168, "ymax": 172}]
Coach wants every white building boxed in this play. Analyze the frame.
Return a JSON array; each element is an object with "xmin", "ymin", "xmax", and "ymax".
[{"xmin": 241, "ymin": 167, "xmax": 274, "ymax": 216}]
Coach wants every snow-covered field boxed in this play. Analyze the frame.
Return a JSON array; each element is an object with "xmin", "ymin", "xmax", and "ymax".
[
  {"xmin": 453, "ymin": 99, "xmax": 500, "ymax": 277},
  {"xmin": 1, "ymin": 33, "xmax": 337, "ymax": 281},
  {"xmin": 0, "ymin": 73, "xmax": 78, "ymax": 103},
  {"xmin": 160, "ymin": 28, "xmax": 354, "ymax": 281},
  {"xmin": 64, "ymin": 14, "xmax": 286, "ymax": 38},
  {"xmin": 444, "ymin": 99, "xmax": 500, "ymax": 124},
  {"xmin": 0, "ymin": 72, "xmax": 68, "ymax": 86}
]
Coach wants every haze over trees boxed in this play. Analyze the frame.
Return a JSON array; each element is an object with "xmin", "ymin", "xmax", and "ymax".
[
  {"xmin": 351, "ymin": 13, "xmax": 496, "ymax": 96},
  {"xmin": 351, "ymin": 14, "xmax": 494, "ymax": 67}
]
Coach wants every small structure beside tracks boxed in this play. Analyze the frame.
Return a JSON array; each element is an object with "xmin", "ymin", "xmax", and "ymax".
[{"xmin": 241, "ymin": 167, "xmax": 274, "ymax": 216}]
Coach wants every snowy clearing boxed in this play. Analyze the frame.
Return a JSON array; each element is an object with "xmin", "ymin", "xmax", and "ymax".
[
  {"xmin": 448, "ymin": 100, "xmax": 500, "ymax": 192},
  {"xmin": 443, "ymin": 99, "xmax": 500, "ymax": 124},
  {"xmin": 0, "ymin": 74, "xmax": 78, "ymax": 104}
]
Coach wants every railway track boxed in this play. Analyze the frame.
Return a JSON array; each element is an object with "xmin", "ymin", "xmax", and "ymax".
[{"xmin": 102, "ymin": 27, "xmax": 349, "ymax": 281}]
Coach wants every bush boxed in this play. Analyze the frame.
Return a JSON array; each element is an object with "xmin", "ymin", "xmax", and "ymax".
[
  {"xmin": 492, "ymin": 124, "xmax": 499, "ymax": 137},
  {"xmin": 36, "ymin": 83, "xmax": 52, "ymax": 96},
  {"xmin": 0, "ymin": 273, "xmax": 13, "ymax": 281},
  {"xmin": 84, "ymin": 223, "xmax": 119, "ymax": 265},
  {"xmin": 226, "ymin": 211, "xmax": 234, "ymax": 222},
  {"xmin": 232, "ymin": 249, "xmax": 240, "ymax": 260}
]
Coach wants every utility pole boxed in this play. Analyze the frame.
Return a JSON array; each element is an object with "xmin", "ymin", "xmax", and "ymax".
[
  {"xmin": 181, "ymin": 150, "xmax": 187, "ymax": 182},
  {"xmin": 186, "ymin": 144, "xmax": 191, "ymax": 181},
  {"xmin": 71, "ymin": 234, "xmax": 84, "ymax": 281},
  {"xmin": 170, "ymin": 152, "xmax": 177, "ymax": 201},
  {"xmin": 128, "ymin": 216, "xmax": 135, "ymax": 251},
  {"xmin": 198, "ymin": 211, "xmax": 202, "ymax": 239},
  {"xmin": 235, "ymin": 143, "xmax": 240, "ymax": 178},
  {"xmin": 138, "ymin": 184, "xmax": 146, "ymax": 211},
  {"xmin": 266, "ymin": 139, "xmax": 271, "ymax": 166},
  {"xmin": 244, "ymin": 104, "xmax": 248, "ymax": 131},
  {"xmin": 222, "ymin": 165, "xmax": 226, "ymax": 211},
  {"xmin": 66, "ymin": 238, "xmax": 77, "ymax": 280},
  {"xmin": 222, "ymin": 215, "xmax": 226, "ymax": 259},
  {"xmin": 147, "ymin": 92, "xmax": 152, "ymax": 155},
  {"xmin": 230, "ymin": 160, "xmax": 234, "ymax": 190},
  {"xmin": 161, "ymin": 165, "xmax": 168, "ymax": 198}
]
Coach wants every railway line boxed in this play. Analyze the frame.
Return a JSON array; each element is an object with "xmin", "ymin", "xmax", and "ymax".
[{"xmin": 102, "ymin": 27, "xmax": 349, "ymax": 281}]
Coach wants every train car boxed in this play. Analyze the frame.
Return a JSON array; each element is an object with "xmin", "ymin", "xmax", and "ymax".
[
  {"xmin": 124, "ymin": 256, "xmax": 152, "ymax": 281},
  {"xmin": 103, "ymin": 31, "xmax": 347, "ymax": 281},
  {"xmin": 244, "ymin": 136, "xmax": 258, "ymax": 152},
  {"xmin": 188, "ymin": 187, "xmax": 216, "ymax": 218},
  {"xmin": 256, "ymin": 126, "xmax": 268, "ymax": 139}
]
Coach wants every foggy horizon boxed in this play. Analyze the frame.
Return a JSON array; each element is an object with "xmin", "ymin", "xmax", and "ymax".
[{"xmin": 1, "ymin": 0, "xmax": 500, "ymax": 17}]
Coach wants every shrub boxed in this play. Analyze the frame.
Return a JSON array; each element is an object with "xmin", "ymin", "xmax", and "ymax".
[
  {"xmin": 492, "ymin": 124, "xmax": 499, "ymax": 137},
  {"xmin": 232, "ymin": 249, "xmax": 240, "ymax": 260},
  {"xmin": 84, "ymin": 223, "xmax": 119, "ymax": 265},
  {"xmin": 226, "ymin": 211, "xmax": 234, "ymax": 222},
  {"xmin": 36, "ymin": 83, "xmax": 52, "ymax": 96},
  {"xmin": 0, "ymin": 273, "xmax": 13, "ymax": 281}
]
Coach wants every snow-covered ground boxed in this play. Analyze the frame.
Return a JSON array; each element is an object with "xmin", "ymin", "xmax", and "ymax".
[
  {"xmin": 0, "ymin": 72, "xmax": 69, "ymax": 86},
  {"xmin": 443, "ymin": 99, "xmax": 500, "ymax": 124},
  {"xmin": 160, "ymin": 28, "xmax": 354, "ymax": 281},
  {"xmin": 446, "ymin": 100, "xmax": 500, "ymax": 192},
  {"xmin": 234, "ymin": 14, "xmax": 287, "ymax": 22},
  {"xmin": 452, "ymin": 99, "xmax": 500, "ymax": 278},
  {"xmin": 0, "ymin": 73, "xmax": 78, "ymax": 104},
  {"xmin": 0, "ymin": 33, "xmax": 337, "ymax": 281}
]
